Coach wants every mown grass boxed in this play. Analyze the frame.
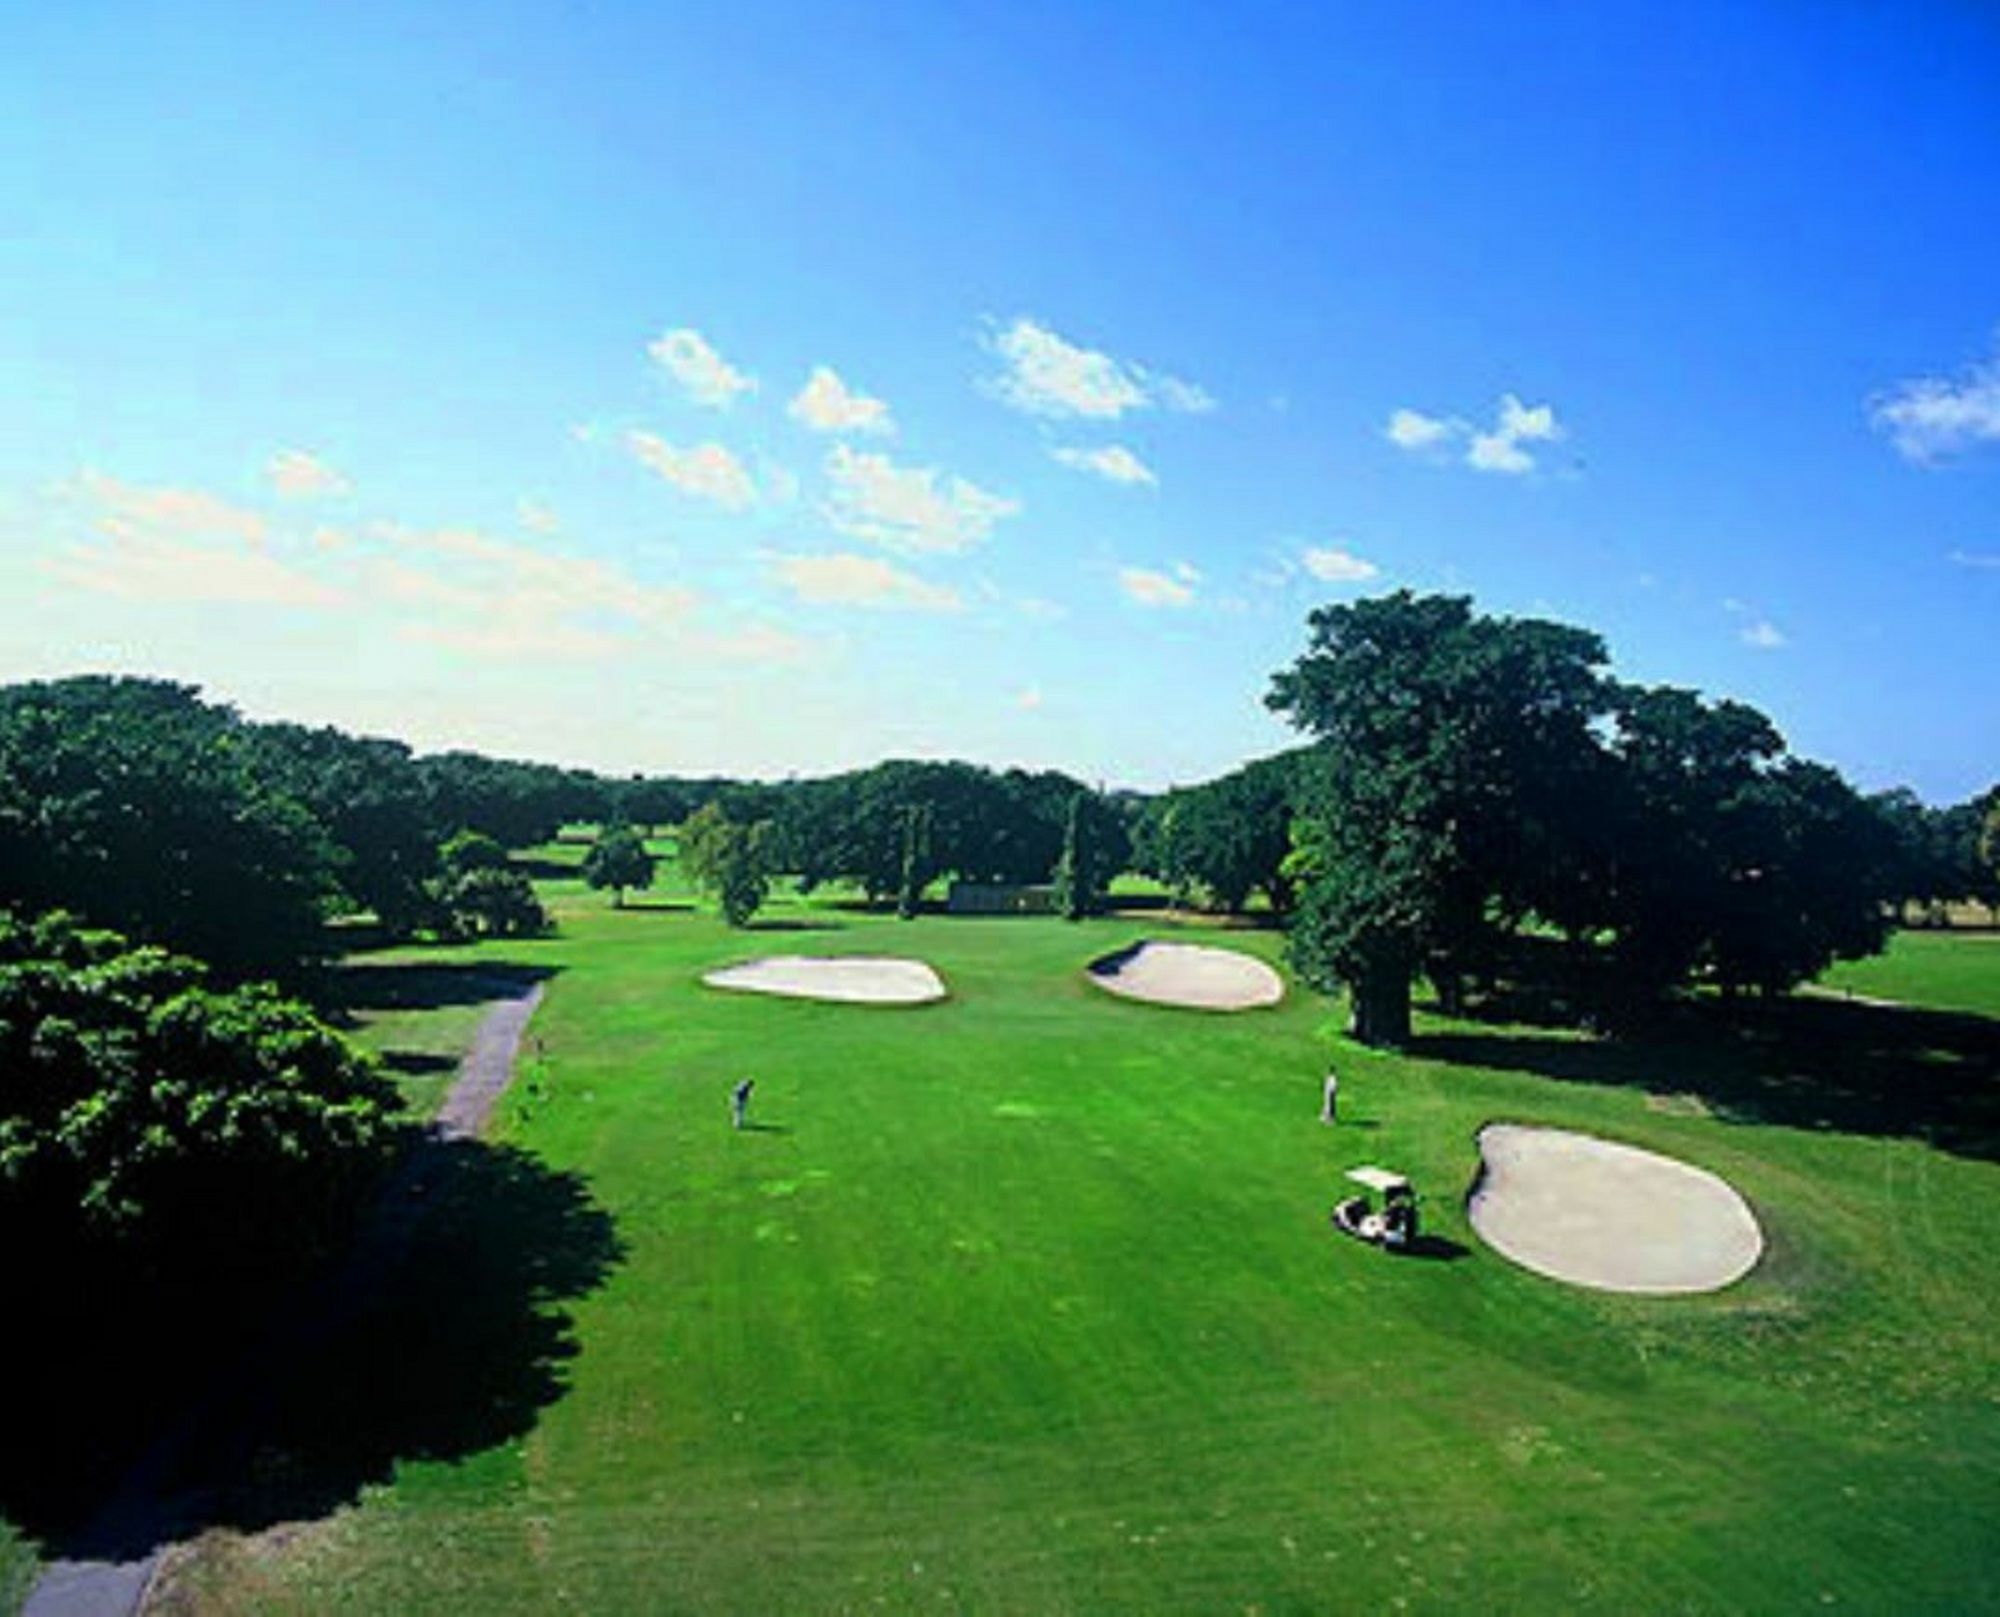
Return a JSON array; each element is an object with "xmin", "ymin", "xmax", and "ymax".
[
  {"xmin": 1817, "ymin": 927, "xmax": 2000, "ymax": 1019},
  {"xmin": 148, "ymin": 868, "xmax": 2000, "ymax": 1615}
]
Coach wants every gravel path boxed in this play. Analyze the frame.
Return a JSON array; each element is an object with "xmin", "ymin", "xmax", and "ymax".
[{"xmin": 21, "ymin": 975, "xmax": 545, "ymax": 1617}]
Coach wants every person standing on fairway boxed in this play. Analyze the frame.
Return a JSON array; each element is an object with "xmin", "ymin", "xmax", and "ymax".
[
  {"xmin": 1320, "ymin": 1067, "xmax": 1339, "ymax": 1125},
  {"xmin": 731, "ymin": 1077, "xmax": 754, "ymax": 1130}
]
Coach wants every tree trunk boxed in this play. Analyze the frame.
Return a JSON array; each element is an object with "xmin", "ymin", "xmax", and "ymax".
[
  {"xmin": 614, "ymin": 886, "xmax": 624, "ymax": 909},
  {"xmin": 1349, "ymin": 964, "xmax": 1412, "ymax": 1047}
]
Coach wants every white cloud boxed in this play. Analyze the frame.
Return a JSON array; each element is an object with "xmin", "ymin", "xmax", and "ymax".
[
  {"xmin": 1015, "ymin": 684, "xmax": 1044, "ymax": 711},
  {"xmin": 823, "ymin": 444, "xmax": 1017, "ymax": 554},
  {"xmin": 1118, "ymin": 566, "xmax": 1196, "ymax": 608},
  {"xmin": 769, "ymin": 551, "xmax": 963, "ymax": 612},
  {"xmin": 45, "ymin": 470, "xmax": 339, "ymax": 608},
  {"xmin": 624, "ymin": 431, "xmax": 757, "ymax": 509},
  {"xmin": 985, "ymin": 317, "xmax": 1210, "ymax": 420},
  {"xmin": 1467, "ymin": 393, "xmax": 1563, "ymax": 475},
  {"xmin": 1384, "ymin": 408, "xmax": 1455, "ymax": 451},
  {"xmin": 1387, "ymin": 393, "xmax": 1565, "ymax": 475},
  {"xmin": 1947, "ymin": 548, "xmax": 2000, "ymax": 569},
  {"xmin": 788, "ymin": 366, "xmax": 895, "ymax": 436},
  {"xmin": 647, "ymin": 327, "xmax": 757, "ymax": 408},
  {"xmin": 1871, "ymin": 339, "xmax": 2000, "ymax": 463},
  {"xmin": 517, "ymin": 498, "xmax": 561, "ymax": 534},
  {"xmin": 1740, "ymin": 619, "xmax": 1787, "ymax": 650},
  {"xmin": 1050, "ymin": 444, "xmax": 1157, "ymax": 486},
  {"xmin": 1300, "ymin": 545, "xmax": 1380, "ymax": 584},
  {"xmin": 1465, "ymin": 431, "xmax": 1535, "ymax": 474},
  {"xmin": 265, "ymin": 449, "xmax": 350, "ymax": 499}
]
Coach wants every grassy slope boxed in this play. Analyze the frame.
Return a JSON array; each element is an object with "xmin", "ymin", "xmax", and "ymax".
[
  {"xmin": 165, "ymin": 872, "xmax": 2000, "ymax": 1615},
  {"xmin": 1817, "ymin": 928, "xmax": 2000, "ymax": 1019}
]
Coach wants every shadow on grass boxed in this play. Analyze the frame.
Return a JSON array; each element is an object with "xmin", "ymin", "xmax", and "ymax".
[
  {"xmin": 1410, "ymin": 993, "xmax": 2000, "ymax": 1163},
  {"xmin": 0, "ymin": 1136, "xmax": 623, "ymax": 1561},
  {"xmin": 1396, "ymin": 1233, "xmax": 1472, "ymax": 1262},
  {"xmin": 745, "ymin": 918, "xmax": 847, "ymax": 934},
  {"xmin": 323, "ymin": 961, "xmax": 557, "ymax": 1022},
  {"xmin": 378, "ymin": 1050, "xmax": 457, "ymax": 1078}
]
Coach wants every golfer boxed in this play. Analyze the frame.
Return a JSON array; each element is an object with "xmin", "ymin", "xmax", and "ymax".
[
  {"xmin": 730, "ymin": 1077, "xmax": 754, "ymax": 1130},
  {"xmin": 1320, "ymin": 1067, "xmax": 1339, "ymax": 1125}
]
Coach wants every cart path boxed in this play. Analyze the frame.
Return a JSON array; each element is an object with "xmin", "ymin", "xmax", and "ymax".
[{"xmin": 22, "ymin": 974, "xmax": 546, "ymax": 1617}]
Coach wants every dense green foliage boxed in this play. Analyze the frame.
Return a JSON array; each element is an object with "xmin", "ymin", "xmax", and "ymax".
[
  {"xmin": 1134, "ymin": 752, "xmax": 1301, "ymax": 912},
  {"xmin": 1052, "ymin": 788, "xmax": 1120, "ymax": 920},
  {"xmin": 0, "ymin": 679, "xmax": 338, "ymax": 981},
  {"xmin": 678, "ymin": 803, "xmax": 778, "ymax": 927},
  {"xmin": 435, "ymin": 831, "xmax": 551, "ymax": 938},
  {"xmin": 1870, "ymin": 785, "xmax": 2000, "ymax": 922},
  {"xmin": 1270, "ymin": 593, "xmax": 1900, "ymax": 1043},
  {"xmin": 0, "ymin": 911, "xmax": 397, "ymax": 1272},
  {"xmin": 581, "ymin": 825, "xmax": 657, "ymax": 908}
]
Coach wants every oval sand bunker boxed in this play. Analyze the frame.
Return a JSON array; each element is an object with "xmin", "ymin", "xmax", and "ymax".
[
  {"xmin": 702, "ymin": 955, "xmax": 946, "ymax": 1006},
  {"xmin": 1469, "ymin": 1123, "xmax": 1763, "ymax": 1294},
  {"xmin": 1087, "ymin": 940, "xmax": 1284, "ymax": 1011}
]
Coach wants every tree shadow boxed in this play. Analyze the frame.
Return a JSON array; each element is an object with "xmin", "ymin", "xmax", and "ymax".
[
  {"xmin": 613, "ymin": 898, "xmax": 695, "ymax": 914},
  {"xmin": 323, "ymin": 961, "xmax": 556, "ymax": 1022},
  {"xmin": 1409, "ymin": 993, "xmax": 2000, "ymax": 1163},
  {"xmin": 745, "ymin": 918, "xmax": 846, "ymax": 934},
  {"xmin": 1, "ymin": 1136, "xmax": 623, "ymax": 1560},
  {"xmin": 378, "ymin": 1050, "xmax": 457, "ymax": 1078}
]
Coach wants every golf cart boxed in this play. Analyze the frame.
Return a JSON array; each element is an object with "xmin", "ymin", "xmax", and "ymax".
[{"xmin": 1332, "ymin": 1166, "xmax": 1419, "ymax": 1251}]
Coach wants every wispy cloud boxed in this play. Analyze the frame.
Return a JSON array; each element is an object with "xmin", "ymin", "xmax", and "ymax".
[
  {"xmin": 1947, "ymin": 548, "xmax": 2000, "ymax": 570},
  {"xmin": 367, "ymin": 524, "xmax": 702, "ymax": 661},
  {"xmin": 1871, "ymin": 336, "xmax": 2000, "ymax": 463},
  {"xmin": 985, "ymin": 317, "xmax": 1212, "ymax": 420},
  {"xmin": 647, "ymin": 327, "xmax": 757, "ymax": 408},
  {"xmin": 265, "ymin": 449, "xmax": 350, "ymax": 500},
  {"xmin": 1740, "ymin": 618, "xmax": 1787, "ymax": 650},
  {"xmin": 768, "ymin": 551, "xmax": 963, "ymax": 612},
  {"xmin": 517, "ymin": 498, "xmax": 560, "ymax": 534},
  {"xmin": 45, "ymin": 471, "xmax": 338, "ymax": 608},
  {"xmin": 823, "ymin": 444, "xmax": 1017, "ymax": 555},
  {"xmin": 1050, "ymin": 444, "xmax": 1157, "ymax": 486},
  {"xmin": 788, "ymin": 366, "xmax": 895, "ymax": 436},
  {"xmin": 1384, "ymin": 408, "xmax": 1455, "ymax": 452},
  {"xmin": 624, "ymin": 431, "xmax": 757, "ymax": 509},
  {"xmin": 1118, "ymin": 565, "xmax": 1196, "ymax": 608},
  {"xmin": 1014, "ymin": 684, "xmax": 1044, "ymax": 711},
  {"xmin": 1300, "ymin": 544, "xmax": 1380, "ymax": 584},
  {"xmin": 1387, "ymin": 393, "xmax": 1566, "ymax": 475}
]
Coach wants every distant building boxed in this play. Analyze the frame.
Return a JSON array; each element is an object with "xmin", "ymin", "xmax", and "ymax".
[{"xmin": 946, "ymin": 881, "xmax": 1057, "ymax": 915}]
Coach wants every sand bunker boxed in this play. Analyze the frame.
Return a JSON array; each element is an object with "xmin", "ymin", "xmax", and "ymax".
[
  {"xmin": 1087, "ymin": 940, "xmax": 1284, "ymax": 1011},
  {"xmin": 701, "ymin": 955, "xmax": 946, "ymax": 1005},
  {"xmin": 1468, "ymin": 1123, "xmax": 1763, "ymax": 1295}
]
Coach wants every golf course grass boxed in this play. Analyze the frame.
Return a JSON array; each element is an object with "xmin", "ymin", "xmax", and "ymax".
[
  {"xmin": 1816, "ymin": 926, "xmax": 2000, "ymax": 1019},
  {"xmin": 37, "ymin": 876, "xmax": 2000, "ymax": 1613}
]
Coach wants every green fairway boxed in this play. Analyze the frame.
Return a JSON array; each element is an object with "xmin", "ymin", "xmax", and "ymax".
[
  {"xmin": 151, "ymin": 884, "xmax": 2000, "ymax": 1612},
  {"xmin": 1816, "ymin": 927, "xmax": 2000, "ymax": 1019}
]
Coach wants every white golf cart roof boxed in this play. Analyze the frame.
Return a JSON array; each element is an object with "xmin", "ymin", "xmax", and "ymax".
[{"xmin": 1345, "ymin": 1166, "xmax": 1410, "ymax": 1193}]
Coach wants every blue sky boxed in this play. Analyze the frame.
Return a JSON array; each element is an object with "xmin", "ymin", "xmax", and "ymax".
[{"xmin": 3, "ymin": 1, "xmax": 1996, "ymax": 798}]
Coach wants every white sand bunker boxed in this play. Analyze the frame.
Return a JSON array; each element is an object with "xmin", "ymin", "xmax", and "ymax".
[
  {"xmin": 1087, "ymin": 940, "xmax": 1284, "ymax": 1011},
  {"xmin": 1469, "ymin": 1123, "xmax": 1763, "ymax": 1295},
  {"xmin": 701, "ymin": 955, "xmax": 946, "ymax": 1006}
]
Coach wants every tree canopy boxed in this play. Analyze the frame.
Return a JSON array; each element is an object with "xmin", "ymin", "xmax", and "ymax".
[
  {"xmin": 0, "ymin": 910, "xmax": 398, "ymax": 1275},
  {"xmin": 1268, "ymin": 591, "xmax": 1899, "ymax": 1044}
]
